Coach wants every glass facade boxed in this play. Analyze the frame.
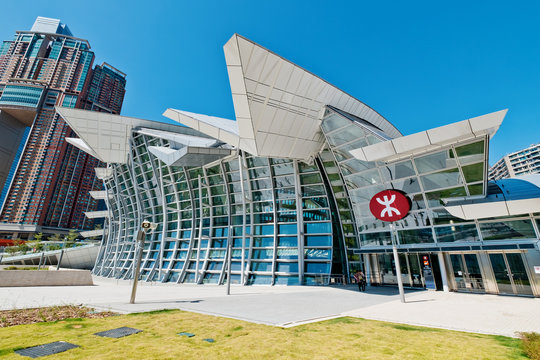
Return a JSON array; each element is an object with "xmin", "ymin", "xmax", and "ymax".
[
  {"xmin": 91, "ymin": 106, "xmax": 540, "ymax": 293},
  {"xmin": 94, "ymin": 130, "xmax": 340, "ymax": 285}
]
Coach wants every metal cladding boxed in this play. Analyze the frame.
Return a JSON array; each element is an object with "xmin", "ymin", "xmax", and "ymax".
[{"xmin": 58, "ymin": 35, "xmax": 540, "ymax": 295}]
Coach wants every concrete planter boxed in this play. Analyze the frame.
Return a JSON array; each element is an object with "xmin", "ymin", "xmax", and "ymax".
[{"xmin": 0, "ymin": 269, "xmax": 93, "ymax": 287}]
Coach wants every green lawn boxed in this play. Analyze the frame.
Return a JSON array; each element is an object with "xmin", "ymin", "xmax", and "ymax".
[{"xmin": 0, "ymin": 309, "xmax": 527, "ymax": 359}]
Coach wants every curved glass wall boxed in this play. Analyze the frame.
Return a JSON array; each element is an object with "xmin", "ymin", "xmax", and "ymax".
[{"xmin": 93, "ymin": 130, "xmax": 342, "ymax": 285}]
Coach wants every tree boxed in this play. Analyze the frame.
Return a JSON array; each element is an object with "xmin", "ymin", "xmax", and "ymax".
[
  {"xmin": 5, "ymin": 246, "xmax": 18, "ymax": 256},
  {"xmin": 64, "ymin": 229, "xmax": 79, "ymax": 248},
  {"xmin": 34, "ymin": 232, "xmax": 44, "ymax": 241},
  {"xmin": 48, "ymin": 233, "xmax": 62, "ymax": 242},
  {"xmin": 16, "ymin": 240, "xmax": 30, "ymax": 255}
]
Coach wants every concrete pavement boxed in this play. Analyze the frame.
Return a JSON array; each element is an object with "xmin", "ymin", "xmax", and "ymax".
[{"xmin": 0, "ymin": 277, "xmax": 539, "ymax": 337}]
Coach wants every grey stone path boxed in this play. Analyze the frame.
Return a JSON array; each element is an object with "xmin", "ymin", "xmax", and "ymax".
[{"xmin": 1, "ymin": 276, "xmax": 539, "ymax": 337}]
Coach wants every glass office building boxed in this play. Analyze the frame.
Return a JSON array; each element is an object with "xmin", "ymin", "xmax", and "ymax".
[{"xmin": 57, "ymin": 34, "xmax": 540, "ymax": 297}]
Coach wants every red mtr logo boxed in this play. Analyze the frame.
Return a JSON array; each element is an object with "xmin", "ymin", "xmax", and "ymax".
[{"xmin": 369, "ymin": 189, "xmax": 411, "ymax": 222}]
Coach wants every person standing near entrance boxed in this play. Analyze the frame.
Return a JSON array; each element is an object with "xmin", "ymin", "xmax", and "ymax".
[{"xmin": 354, "ymin": 270, "xmax": 366, "ymax": 292}]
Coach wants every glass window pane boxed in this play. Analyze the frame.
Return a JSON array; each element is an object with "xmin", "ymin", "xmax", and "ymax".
[
  {"xmin": 398, "ymin": 228, "xmax": 435, "ymax": 244},
  {"xmin": 380, "ymin": 160, "xmax": 416, "ymax": 181},
  {"xmin": 278, "ymin": 237, "xmax": 297, "ymax": 247},
  {"xmin": 455, "ymin": 140, "xmax": 484, "ymax": 165},
  {"xmin": 345, "ymin": 169, "xmax": 382, "ymax": 187},
  {"xmin": 421, "ymin": 168, "xmax": 463, "ymax": 191},
  {"xmin": 300, "ymin": 173, "xmax": 322, "ymax": 185},
  {"xmin": 391, "ymin": 177, "xmax": 421, "ymax": 194},
  {"xmin": 304, "ymin": 222, "xmax": 331, "ymax": 234},
  {"xmin": 274, "ymin": 276, "xmax": 300, "ymax": 285},
  {"xmin": 272, "ymin": 162, "xmax": 294, "ymax": 175},
  {"xmin": 278, "ymin": 223, "xmax": 297, "ymax": 234},
  {"xmin": 479, "ymin": 220, "xmax": 536, "ymax": 240},
  {"xmin": 251, "ymin": 261, "xmax": 273, "ymax": 271},
  {"xmin": 425, "ymin": 187, "xmax": 467, "ymax": 207},
  {"xmin": 301, "ymin": 185, "xmax": 326, "ymax": 197},
  {"xmin": 305, "ymin": 235, "xmax": 331, "ymax": 247},
  {"xmin": 277, "ymin": 248, "xmax": 299, "ymax": 259},
  {"xmin": 339, "ymin": 158, "xmax": 376, "ymax": 175},
  {"xmin": 359, "ymin": 232, "xmax": 391, "ymax": 246},
  {"xmin": 304, "ymin": 249, "xmax": 331, "ymax": 259},
  {"xmin": 462, "ymin": 162, "xmax": 484, "ymax": 183},
  {"xmin": 468, "ymin": 183, "xmax": 484, "ymax": 195},
  {"xmin": 276, "ymin": 263, "xmax": 298, "ymax": 272},
  {"xmin": 415, "ymin": 149, "xmax": 456, "ymax": 174},
  {"xmin": 305, "ymin": 262, "xmax": 331, "ymax": 273},
  {"xmin": 435, "ymin": 224, "xmax": 479, "ymax": 242},
  {"xmin": 321, "ymin": 112, "xmax": 351, "ymax": 133}
]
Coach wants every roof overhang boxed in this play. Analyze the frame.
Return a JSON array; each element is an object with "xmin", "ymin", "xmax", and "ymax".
[
  {"xmin": 56, "ymin": 107, "xmax": 214, "ymax": 164},
  {"xmin": 148, "ymin": 145, "xmax": 232, "ymax": 167},
  {"xmin": 164, "ymin": 34, "xmax": 401, "ymax": 161},
  {"xmin": 350, "ymin": 110, "xmax": 507, "ymax": 163},
  {"xmin": 445, "ymin": 198, "xmax": 540, "ymax": 220}
]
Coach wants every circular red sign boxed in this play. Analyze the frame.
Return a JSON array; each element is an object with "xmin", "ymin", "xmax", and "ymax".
[{"xmin": 369, "ymin": 189, "xmax": 411, "ymax": 222}]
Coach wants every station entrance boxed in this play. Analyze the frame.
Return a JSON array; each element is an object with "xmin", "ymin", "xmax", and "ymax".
[{"xmin": 365, "ymin": 250, "xmax": 538, "ymax": 297}]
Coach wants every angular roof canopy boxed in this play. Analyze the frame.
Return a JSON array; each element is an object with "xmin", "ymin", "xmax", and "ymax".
[
  {"xmin": 164, "ymin": 34, "xmax": 401, "ymax": 161},
  {"xmin": 350, "ymin": 110, "xmax": 507, "ymax": 163},
  {"xmin": 56, "ymin": 107, "xmax": 211, "ymax": 164}
]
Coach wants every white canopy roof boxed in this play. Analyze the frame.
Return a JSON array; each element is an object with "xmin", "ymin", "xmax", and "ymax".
[{"xmin": 164, "ymin": 34, "xmax": 400, "ymax": 161}]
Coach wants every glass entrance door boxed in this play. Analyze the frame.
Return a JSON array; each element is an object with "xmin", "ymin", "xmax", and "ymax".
[
  {"xmin": 489, "ymin": 253, "xmax": 533, "ymax": 296},
  {"xmin": 449, "ymin": 253, "xmax": 485, "ymax": 292}
]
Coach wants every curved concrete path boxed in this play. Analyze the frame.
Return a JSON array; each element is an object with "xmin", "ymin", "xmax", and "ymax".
[{"xmin": 0, "ymin": 277, "xmax": 538, "ymax": 337}]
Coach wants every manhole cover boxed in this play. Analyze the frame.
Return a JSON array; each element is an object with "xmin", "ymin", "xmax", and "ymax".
[
  {"xmin": 93, "ymin": 327, "xmax": 142, "ymax": 338},
  {"xmin": 14, "ymin": 341, "xmax": 79, "ymax": 358},
  {"xmin": 178, "ymin": 332, "xmax": 195, "ymax": 337}
]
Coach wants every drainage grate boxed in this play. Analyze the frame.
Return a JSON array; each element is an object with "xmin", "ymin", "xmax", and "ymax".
[
  {"xmin": 203, "ymin": 338, "xmax": 215, "ymax": 343},
  {"xmin": 14, "ymin": 341, "xmax": 79, "ymax": 358},
  {"xmin": 93, "ymin": 327, "xmax": 142, "ymax": 338},
  {"xmin": 178, "ymin": 332, "xmax": 195, "ymax": 337}
]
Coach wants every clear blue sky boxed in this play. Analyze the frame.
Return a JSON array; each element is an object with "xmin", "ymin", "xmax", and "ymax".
[{"xmin": 1, "ymin": 0, "xmax": 539, "ymax": 164}]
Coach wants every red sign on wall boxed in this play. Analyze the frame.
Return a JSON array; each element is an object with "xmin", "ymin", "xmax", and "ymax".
[{"xmin": 369, "ymin": 189, "xmax": 411, "ymax": 222}]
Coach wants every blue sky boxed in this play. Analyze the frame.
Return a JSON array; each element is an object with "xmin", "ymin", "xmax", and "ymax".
[{"xmin": 1, "ymin": 0, "xmax": 539, "ymax": 164}]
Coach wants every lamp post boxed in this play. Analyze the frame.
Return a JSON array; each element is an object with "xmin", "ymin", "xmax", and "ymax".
[{"xmin": 130, "ymin": 220, "xmax": 156, "ymax": 304}]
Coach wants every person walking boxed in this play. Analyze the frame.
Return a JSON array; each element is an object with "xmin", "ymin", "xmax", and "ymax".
[{"xmin": 353, "ymin": 270, "xmax": 366, "ymax": 292}]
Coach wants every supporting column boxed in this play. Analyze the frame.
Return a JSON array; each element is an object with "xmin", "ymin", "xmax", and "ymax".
[
  {"xmin": 363, "ymin": 254, "xmax": 371, "ymax": 287},
  {"xmin": 437, "ymin": 252, "xmax": 449, "ymax": 292}
]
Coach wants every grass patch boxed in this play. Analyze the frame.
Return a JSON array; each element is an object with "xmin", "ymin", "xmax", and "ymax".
[
  {"xmin": 389, "ymin": 324, "xmax": 441, "ymax": 332},
  {"xmin": 0, "ymin": 311, "xmax": 530, "ymax": 359},
  {"xmin": 519, "ymin": 332, "xmax": 540, "ymax": 360}
]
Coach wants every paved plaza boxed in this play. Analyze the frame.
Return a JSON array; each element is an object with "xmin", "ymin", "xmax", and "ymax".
[{"xmin": 1, "ymin": 277, "xmax": 539, "ymax": 337}]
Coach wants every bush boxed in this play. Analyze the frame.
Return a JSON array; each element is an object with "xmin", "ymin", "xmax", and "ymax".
[{"xmin": 520, "ymin": 332, "xmax": 540, "ymax": 360}]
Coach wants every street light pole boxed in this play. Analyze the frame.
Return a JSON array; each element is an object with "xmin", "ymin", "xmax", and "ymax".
[
  {"xmin": 390, "ymin": 223, "xmax": 405, "ymax": 303},
  {"xmin": 130, "ymin": 229, "xmax": 146, "ymax": 304}
]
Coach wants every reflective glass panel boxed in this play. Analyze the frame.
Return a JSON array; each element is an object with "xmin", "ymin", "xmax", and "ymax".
[
  {"xmin": 415, "ymin": 149, "xmax": 456, "ymax": 174},
  {"xmin": 421, "ymin": 168, "xmax": 463, "ymax": 191},
  {"xmin": 435, "ymin": 224, "xmax": 479, "ymax": 242},
  {"xmin": 397, "ymin": 228, "xmax": 434, "ymax": 244},
  {"xmin": 462, "ymin": 163, "xmax": 484, "ymax": 183},
  {"xmin": 479, "ymin": 220, "xmax": 536, "ymax": 240},
  {"xmin": 455, "ymin": 140, "xmax": 484, "ymax": 165}
]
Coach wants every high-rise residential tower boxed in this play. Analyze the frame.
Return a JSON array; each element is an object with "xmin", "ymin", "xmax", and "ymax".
[
  {"xmin": 0, "ymin": 17, "xmax": 126, "ymax": 239},
  {"xmin": 489, "ymin": 143, "xmax": 540, "ymax": 180}
]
